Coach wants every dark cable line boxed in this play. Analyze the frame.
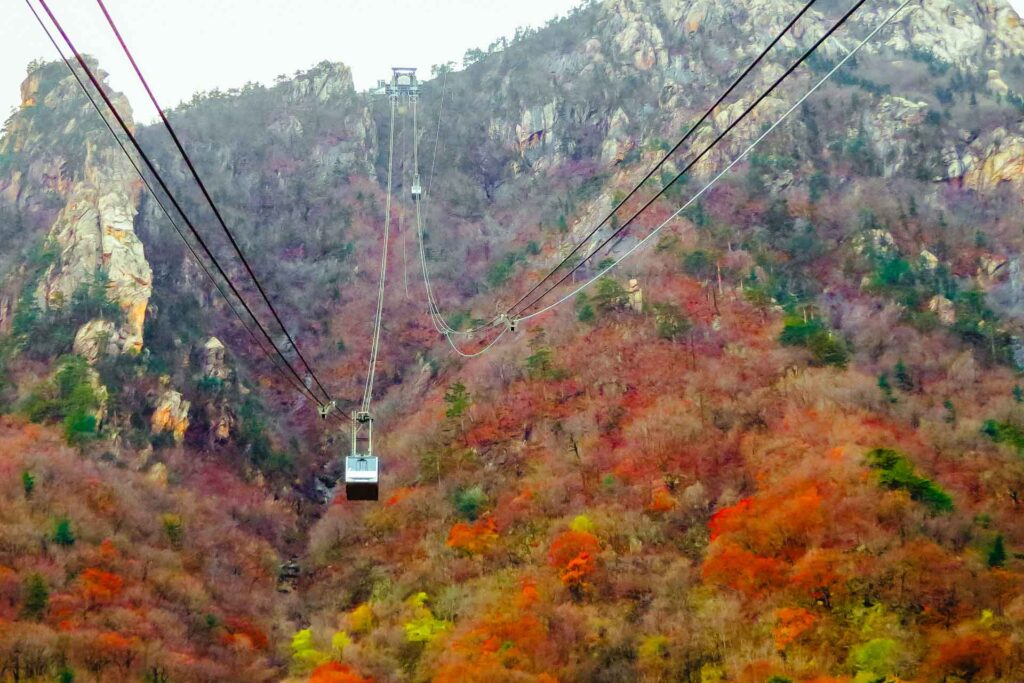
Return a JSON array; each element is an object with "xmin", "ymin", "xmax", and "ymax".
[
  {"xmin": 94, "ymin": 0, "xmax": 333, "ymax": 405},
  {"xmin": 35, "ymin": 0, "xmax": 332, "ymax": 412},
  {"xmin": 514, "ymin": 0, "xmax": 866, "ymax": 317},
  {"xmin": 506, "ymin": 0, "xmax": 819, "ymax": 318},
  {"xmin": 24, "ymin": 0, "xmax": 325, "ymax": 409}
]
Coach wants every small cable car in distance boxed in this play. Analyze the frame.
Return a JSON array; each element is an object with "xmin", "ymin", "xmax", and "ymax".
[
  {"xmin": 411, "ymin": 172, "xmax": 422, "ymax": 201},
  {"xmin": 346, "ymin": 411, "xmax": 379, "ymax": 500}
]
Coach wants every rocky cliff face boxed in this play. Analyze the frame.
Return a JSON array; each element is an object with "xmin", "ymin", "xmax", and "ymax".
[
  {"xmin": 0, "ymin": 60, "xmax": 152, "ymax": 352},
  {"xmin": 37, "ymin": 138, "xmax": 151, "ymax": 354}
]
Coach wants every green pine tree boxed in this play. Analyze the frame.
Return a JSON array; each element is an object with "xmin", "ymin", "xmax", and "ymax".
[
  {"xmin": 943, "ymin": 399, "xmax": 957, "ymax": 425},
  {"xmin": 21, "ymin": 470, "xmax": 34, "ymax": 499},
  {"xmin": 878, "ymin": 374, "xmax": 896, "ymax": 404},
  {"xmin": 52, "ymin": 516, "xmax": 75, "ymax": 547},
  {"xmin": 575, "ymin": 294, "xmax": 595, "ymax": 323},
  {"xmin": 443, "ymin": 382, "xmax": 470, "ymax": 421},
  {"xmin": 894, "ymin": 359, "xmax": 914, "ymax": 392},
  {"xmin": 22, "ymin": 573, "xmax": 48, "ymax": 620},
  {"xmin": 988, "ymin": 534, "xmax": 1007, "ymax": 568}
]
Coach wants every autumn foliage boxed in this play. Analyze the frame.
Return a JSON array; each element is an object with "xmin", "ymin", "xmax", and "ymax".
[
  {"xmin": 446, "ymin": 515, "xmax": 498, "ymax": 554},
  {"xmin": 6, "ymin": 18, "xmax": 1024, "ymax": 681},
  {"xmin": 309, "ymin": 661, "xmax": 373, "ymax": 683}
]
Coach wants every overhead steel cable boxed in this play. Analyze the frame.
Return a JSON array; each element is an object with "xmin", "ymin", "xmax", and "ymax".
[
  {"xmin": 414, "ymin": 0, "xmax": 819, "ymax": 337},
  {"xmin": 418, "ymin": 70, "xmax": 492, "ymax": 336},
  {"xmin": 361, "ymin": 96, "xmax": 398, "ymax": 413},
  {"xmin": 410, "ymin": 96, "xmax": 505, "ymax": 355},
  {"xmin": 412, "ymin": 88, "xmax": 502, "ymax": 339},
  {"xmin": 24, "ymin": 0, "xmax": 327, "ymax": 410},
  {"xmin": 513, "ymin": 0, "xmax": 872, "ymax": 318},
  {"xmin": 515, "ymin": 0, "xmax": 918, "ymax": 324},
  {"xmin": 34, "ymin": 0, "xmax": 335, "ymax": 414},
  {"xmin": 412, "ymin": 95, "xmax": 459, "ymax": 336},
  {"xmin": 503, "ymin": 0, "xmax": 821, "ymax": 318},
  {"xmin": 93, "ymin": 0, "xmax": 334, "ymax": 406}
]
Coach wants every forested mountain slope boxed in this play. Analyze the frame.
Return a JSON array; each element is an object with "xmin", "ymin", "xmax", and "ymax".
[{"xmin": 1, "ymin": 0, "xmax": 1024, "ymax": 680}]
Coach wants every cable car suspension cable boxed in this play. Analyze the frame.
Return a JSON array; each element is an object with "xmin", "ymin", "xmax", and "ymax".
[
  {"xmin": 360, "ymin": 95, "xmax": 398, "ymax": 413},
  {"xmin": 503, "ymin": 0, "xmax": 821, "ymax": 319},
  {"xmin": 94, "ymin": 0, "xmax": 335, "ymax": 406},
  {"xmin": 516, "ymin": 0, "xmax": 918, "ymax": 323},
  {"xmin": 513, "ymin": 0, "xmax": 882, "ymax": 318},
  {"xmin": 35, "ymin": 0, "xmax": 341, "ymax": 416},
  {"xmin": 409, "ymin": 98, "xmax": 508, "ymax": 355},
  {"xmin": 24, "ymin": 0, "xmax": 328, "ymax": 411}
]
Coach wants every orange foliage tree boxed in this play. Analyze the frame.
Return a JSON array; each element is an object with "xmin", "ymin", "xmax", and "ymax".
[
  {"xmin": 923, "ymin": 632, "xmax": 1011, "ymax": 681},
  {"xmin": 446, "ymin": 516, "xmax": 498, "ymax": 555},
  {"xmin": 78, "ymin": 568, "xmax": 124, "ymax": 605},
  {"xmin": 548, "ymin": 530, "xmax": 600, "ymax": 597},
  {"xmin": 435, "ymin": 611, "xmax": 553, "ymax": 683},
  {"xmin": 309, "ymin": 661, "xmax": 372, "ymax": 683},
  {"xmin": 772, "ymin": 607, "xmax": 817, "ymax": 651}
]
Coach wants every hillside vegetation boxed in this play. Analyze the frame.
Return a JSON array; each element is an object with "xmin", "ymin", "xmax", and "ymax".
[{"xmin": 1, "ymin": 0, "xmax": 1024, "ymax": 680}]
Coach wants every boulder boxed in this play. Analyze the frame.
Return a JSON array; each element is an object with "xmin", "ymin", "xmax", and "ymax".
[
  {"xmin": 863, "ymin": 96, "xmax": 929, "ymax": 177},
  {"xmin": 152, "ymin": 390, "xmax": 190, "ymax": 443},
  {"xmin": 962, "ymin": 128, "xmax": 1024, "ymax": 198},
  {"xmin": 929, "ymin": 295, "xmax": 956, "ymax": 325},
  {"xmin": 73, "ymin": 319, "xmax": 119, "ymax": 364},
  {"xmin": 202, "ymin": 337, "xmax": 229, "ymax": 380}
]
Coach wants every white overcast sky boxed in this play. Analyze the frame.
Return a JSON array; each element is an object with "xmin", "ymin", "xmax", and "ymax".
[
  {"xmin": 2, "ymin": 0, "xmax": 583, "ymax": 123},
  {"xmin": 3, "ymin": 0, "xmax": 1024, "ymax": 124}
]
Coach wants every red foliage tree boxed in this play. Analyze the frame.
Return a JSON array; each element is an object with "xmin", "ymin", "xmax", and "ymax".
[
  {"xmin": 701, "ymin": 543, "xmax": 788, "ymax": 599},
  {"xmin": 923, "ymin": 633, "xmax": 1011, "ymax": 681},
  {"xmin": 309, "ymin": 661, "xmax": 373, "ymax": 683},
  {"xmin": 78, "ymin": 568, "xmax": 124, "ymax": 605},
  {"xmin": 772, "ymin": 607, "xmax": 817, "ymax": 651}
]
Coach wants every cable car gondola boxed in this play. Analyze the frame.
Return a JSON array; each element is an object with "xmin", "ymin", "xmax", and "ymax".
[
  {"xmin": 411, "ymin": 172, "xmax": 422, "ymax": 201},
  {"xmin": 346, "ymin": 412, "xmax": 379, "ymax": 500}
]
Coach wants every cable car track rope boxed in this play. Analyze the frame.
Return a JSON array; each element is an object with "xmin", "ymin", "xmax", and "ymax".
[
  {"xmin": 511, "ymin": 0, "xmax": 880, "ymax": 319},
  {"xmin": 24, "ymin": 0, "xmax": 327, "ymax": 411},
  {"xmin": 517, "ymin": 0, "xmax": 918, "ymax": 323},
  {"xmin": 361, "ymin": 96, "xmax": 398, "ymax": 414},
  {"xmin": 34, "ymin": 0, "xmax": 346, "ymax": 419},
  {"xmin": 503, "ymin": 0, "xmax": 821, "ymax": 319},
  {"xmin": 94, "ymin": 0, "xmax": 335, "ymax": 406}
]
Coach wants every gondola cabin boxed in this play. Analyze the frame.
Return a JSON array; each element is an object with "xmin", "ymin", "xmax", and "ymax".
[
  {"xmin": 345, "ymin": 455, "xmax": 379, "ymax": 501},
  {"xmin": 347, "ymin": 411, "xmax": 379, "ymax": 501}
]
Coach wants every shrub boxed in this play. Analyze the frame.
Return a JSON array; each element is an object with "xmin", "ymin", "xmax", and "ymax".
[
  {"xmin": 162, "ymin": 514, "xmax": 184, "ymax": 548},
  {"xmin": 780, "ymin": 315, "xmax": 849, "ymax": 368},
  {"xmin": 453, "ymin": 486, "xmax": 488, "ymax": 521},
  {"xmin": 981, "ymin": 420, "xmax": 1024, "ymax": 453},
  {"xmin": 867, "ymin": 448, "xmax": 953, "ymax": 513}
]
